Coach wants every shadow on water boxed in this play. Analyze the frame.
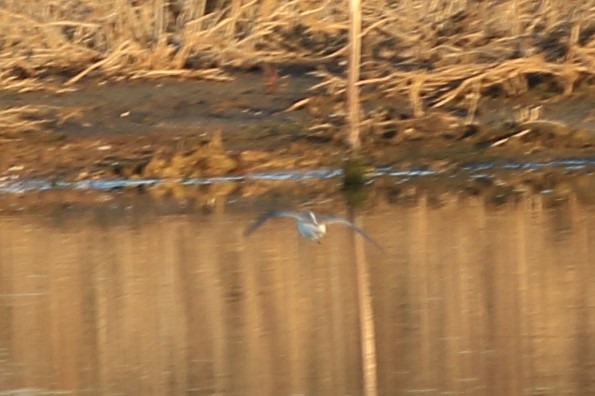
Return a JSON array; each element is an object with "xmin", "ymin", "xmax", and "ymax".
[{"xmin": 0, "ymin": 185, "xmax": 594, "ymax": 395}]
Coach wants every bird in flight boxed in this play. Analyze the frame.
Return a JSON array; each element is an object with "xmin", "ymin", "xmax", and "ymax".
[{"xmin": 244, "ymin": 210, "xmax": 383, "ymax": 250}]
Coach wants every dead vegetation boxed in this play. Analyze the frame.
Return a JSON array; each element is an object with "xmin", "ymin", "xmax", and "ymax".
[
  {"xmin": 0, "ymin": 105, "xmax": 76, "ymax": 137},
  {"xmin": 0, "ymin": 104, "xmax": 87, "ymax": 138},
  {"xmin": 0, "ymin": 106, "xmax": 47, "ymax": 136},
  {"xmin": 0, "ymin": 0, "xmax": 594, "ymax": 139},
  {"xmin": 306, "ymin": 0, "xmax": 595, "ymax": 139}
]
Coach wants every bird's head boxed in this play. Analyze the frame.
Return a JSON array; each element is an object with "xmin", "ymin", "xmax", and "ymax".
[{"xmin": 310, "ymin": 224, "xmax": 326, "ymax": 242}]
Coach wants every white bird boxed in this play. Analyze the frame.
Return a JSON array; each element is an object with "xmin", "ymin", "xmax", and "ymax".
[{"xmin": 244, "ymin": 210, "xmax": 383, "ymax": 250}]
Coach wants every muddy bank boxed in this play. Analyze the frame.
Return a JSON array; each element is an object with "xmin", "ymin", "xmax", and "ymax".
[
  {"xmin": 1, "ymin": 71, "xmax": 594, "ymax": 179},
  {"xmin": 1, "ymin": 70, "xmax": 594, "ymax": 216}
]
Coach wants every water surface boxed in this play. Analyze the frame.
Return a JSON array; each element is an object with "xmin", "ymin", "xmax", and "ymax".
[{"xmin": 0, "ymin": 194, "xmax": 594, "ymax": 395}]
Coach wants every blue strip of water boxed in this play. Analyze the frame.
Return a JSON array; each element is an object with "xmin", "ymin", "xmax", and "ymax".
[{"xmin": 1, "ymin": 158, "xmax": 594, "ymax": 193}]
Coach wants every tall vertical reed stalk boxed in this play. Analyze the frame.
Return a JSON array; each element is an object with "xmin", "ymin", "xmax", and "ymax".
[
  {"xmin": 347, "ymin": 3, "xmax": 377, "ymax": 388},
  {"xmin": 347, "ymin": 0, "xmax": 362, "ymax": 152}
]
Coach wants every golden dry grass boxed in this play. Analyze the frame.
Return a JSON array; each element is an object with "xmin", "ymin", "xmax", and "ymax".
[
  {"xmin": 0, "ymin": 106, "xmax": 52, "ymax": 136},
  {"xmin": 0, "ymin": 0, "xmax": 593, "ymax": 129},
  {"xmin": 311, "ymin": 0, "xmax": 595, "ymax": 124},
  {"xmin": 0, "ymin": 104, "xmax": 86, "ymax": 137}
]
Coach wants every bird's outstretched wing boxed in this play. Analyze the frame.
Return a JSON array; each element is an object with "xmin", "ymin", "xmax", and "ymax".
[
  {"xmin": 319, "ymin": 215, "xmax": 384, "ymax": 251},
  {"xmin": 243, "ymin": 210, "xmax": 304, "ymax": 236}
]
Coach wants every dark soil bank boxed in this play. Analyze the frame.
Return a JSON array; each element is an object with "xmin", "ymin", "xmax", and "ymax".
[{"xmin": 1, "ymin": 70, "xmax": 594, "ymax": 182}]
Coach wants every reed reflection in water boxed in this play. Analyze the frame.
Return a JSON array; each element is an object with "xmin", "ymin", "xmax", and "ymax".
[{"xmin": 0, "ymin": 195, "xmax": 594, "ymax": 395}]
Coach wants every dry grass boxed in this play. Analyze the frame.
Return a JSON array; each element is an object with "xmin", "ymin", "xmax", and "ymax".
[
  {"xmin": 0, "ymin": 0, "xmax": 343, "ymax": 85},
  {"xmin": 0, "ymin": 104, "xmax": 86, "ymax": 137},
  {"xmin": 0, "ymin": 106, "xmax": 51, "ymax": 136},
  {"xmin": 0, "ymin": 0, "xmax": 594, "ymax": 127},
  {"xmin": 308, "ymin": 0, "xmax": 595, "ymax": 126}
]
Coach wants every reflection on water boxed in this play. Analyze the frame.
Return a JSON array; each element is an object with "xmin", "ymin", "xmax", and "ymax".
[{"xmin": 0, "ymin": 194, "xmax": 594, "ymax": 395}]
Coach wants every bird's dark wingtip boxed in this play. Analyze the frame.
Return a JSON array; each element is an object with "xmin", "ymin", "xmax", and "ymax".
[{"xmin": 243, "ymin": 210, "xmax": 280, "ymax": 237}]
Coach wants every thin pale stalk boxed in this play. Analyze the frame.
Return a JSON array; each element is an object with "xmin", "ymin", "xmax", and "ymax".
[{"xmin": 347, "ymin": 0, "xmax": 362, "ymax": 152}]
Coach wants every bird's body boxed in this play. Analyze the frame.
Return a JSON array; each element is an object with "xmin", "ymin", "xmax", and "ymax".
[
  {"xmin": 297, "ymin": 219, "xmax": 326, "ymax": 240},
  {"xmin": 244, "ymin": 210, "xmax": 383, "ymax": 250}
]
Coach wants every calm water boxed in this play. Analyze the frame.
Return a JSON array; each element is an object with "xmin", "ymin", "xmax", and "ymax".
[{"xmin": 0, "ymin": 193, "xmax": 594, "ymax": 395}]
